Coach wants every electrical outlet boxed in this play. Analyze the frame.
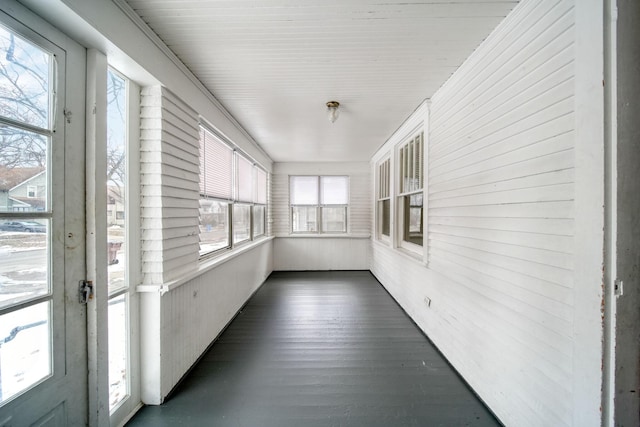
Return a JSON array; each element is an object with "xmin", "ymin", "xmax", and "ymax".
[{"xmin": 424, "ymin": 296, "xmax": 431, "ymax": 307}]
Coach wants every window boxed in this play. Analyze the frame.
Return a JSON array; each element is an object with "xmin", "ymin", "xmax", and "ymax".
[
  {"xmin": 397, "ymin": 132, "xmax": 424, "ymax": 248},
  {"xmin": 198, "ymin": 126, "xmax": 268, "ymax": 256},
  {"xmin": 253, "ymin": 167, "xmax": 267, "ymax": 238},
  {"xmin": 27, "ymin": 185, "xmax": 36, "ymax": 198},
  {"xmin": 377, "ymin": 158, "xmax": 391, "ymax": 240},
  {"xmin": 290, "ymin": 176, "xmax": 348, "ymax": 233},
  {"xmin": 199, "ymin": 127, "xmax": 232, "ymax": 255}
]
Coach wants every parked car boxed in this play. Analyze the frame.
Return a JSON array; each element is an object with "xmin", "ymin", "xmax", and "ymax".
[{"xmin": 0, "ymin": 220, "xmax": 46, "ymax": 233}]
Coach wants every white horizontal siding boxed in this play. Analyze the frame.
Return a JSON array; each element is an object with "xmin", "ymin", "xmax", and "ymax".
[
  {"xmin": 371, "ymin": 1, "xmax": 588, "ymax": 426},
  {"xmin": 427, "ymin": 1, "xmax": 576, "ymax": 425},
  {"xmin": 271, "ymin": 173, "xmax": 289, "ymax": 236},
  {"xmin": 140, "ymin": 86, "xmax": 201, "ymax": 284}
]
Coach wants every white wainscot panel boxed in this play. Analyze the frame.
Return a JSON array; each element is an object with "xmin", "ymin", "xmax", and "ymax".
[{"xmin": 274, "ymin": 237, "xmax": 370, "ymax": 271}]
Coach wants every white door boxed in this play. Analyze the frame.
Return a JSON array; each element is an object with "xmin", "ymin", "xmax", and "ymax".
[{"xmin": 0, "ymin": 3, "xmax": 87, "ymax": 426}]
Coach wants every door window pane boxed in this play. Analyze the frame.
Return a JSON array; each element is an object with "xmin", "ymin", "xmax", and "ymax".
[
  {"xmin": 233, "ymin": 204, "xmax": 251, "ymax": 244},
  {"xmin": 0, "ymin": 301, "xmax": 51, "ymax": 404},
  {"xmin": 0, "ymin": 129, "xmax": 48, "ymax": 213},
  {"xmin": 0, "ymin": 27, "xmax": 50, "ymax": 129},
  {"xmin": 0, "ymin": 219, "xmax": 48, "ymax": 310}
]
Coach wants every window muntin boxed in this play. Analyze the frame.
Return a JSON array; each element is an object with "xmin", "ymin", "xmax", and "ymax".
[
  {"xmin": 397, "ymin": 132, "xmax": 424, "ymax": 248},
  {"xmin": 290, "ymin": 175, "xmax": 349, "ymax": 234}
]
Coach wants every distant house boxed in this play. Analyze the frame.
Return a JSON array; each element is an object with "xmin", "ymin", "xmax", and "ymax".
[
  {"xmin": 107, "ymin": 185, "xmax": 125, "ymax": 226},
  {"xmin": 0, "ymin": 166, "xmax": 46, "ymax": 212}
]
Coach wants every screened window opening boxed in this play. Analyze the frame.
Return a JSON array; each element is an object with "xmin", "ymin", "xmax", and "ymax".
[
  {"xmin": 290, "ymin": 176, "xmax": 348, "ymax": 234},
  {"xmin": 398, "ymin": 132, "xmax": 424, "ymax": 248}
]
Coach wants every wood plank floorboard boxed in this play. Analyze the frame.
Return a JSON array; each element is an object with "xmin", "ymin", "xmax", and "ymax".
[{"xmin": 126, "ymin": 271, "xmax": 501, "ymax": 427}]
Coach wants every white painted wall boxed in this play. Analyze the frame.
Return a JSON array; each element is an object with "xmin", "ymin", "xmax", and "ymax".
[
  {"xmin": 272, "ymin": 162, "xmax": 370, "ymax": 270},
  {"xmin": 140, "ymin": 240, "xmax": 273, "ymax": 404},
  {"xmin": 140, "ymin": 86, "xmax": 201, "ymax": 285},
  {"xmin": 370, "ymin": 1, "xmax": 605, "ymax": 425},
  {"xmin": 611, "ymin": 0, "xmax": 640, "ymax": 424}
]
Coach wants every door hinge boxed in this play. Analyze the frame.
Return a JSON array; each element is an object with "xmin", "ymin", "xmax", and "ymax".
[
  {"xmin": 614, "ymin": 279, "xmax": 624, "ymax": 297},
  {"xmin": 79, "ymin": 280, "xmax": 93, "ymax": 304}
]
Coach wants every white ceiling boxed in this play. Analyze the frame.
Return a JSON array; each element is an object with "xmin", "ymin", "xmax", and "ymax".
[{"xmin": 125, "ymin": 0, "xmax": 519, "ymax": 162}]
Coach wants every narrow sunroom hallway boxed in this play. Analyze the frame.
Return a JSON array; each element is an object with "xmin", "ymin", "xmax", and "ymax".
[{"xmin": 126, "ymin": 271, "xmax": 500, "ymax": 427}]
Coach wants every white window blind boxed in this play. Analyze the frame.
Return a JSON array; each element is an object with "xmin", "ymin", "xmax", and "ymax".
[
  {"xmin": 236, "ymin": 153, "xmax": 253, "ymax": 203},
  {"xmin": 200, "ymin": 128, "xmax": 232, "ymax": 200},
  {"xmin": 320, "ymin": 176, "xmax": 348, "ymax": 205},
  {"xmin": 255, "ymin": 167, "xmax": 267, "ymax": 204},
  {"xmin": 290, "ymin": 176, "xmax": 318, "ymax": 205}
]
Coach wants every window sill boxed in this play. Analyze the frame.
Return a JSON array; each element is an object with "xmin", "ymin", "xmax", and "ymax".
[
  {"xmin": 372, "ymin": 239, "xmax": 427, "ymax": 267},
  {"xmin": 136, "ymin": 236, "xmax": 274, "ymax": 294}
]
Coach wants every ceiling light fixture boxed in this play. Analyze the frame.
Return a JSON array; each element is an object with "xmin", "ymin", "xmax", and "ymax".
[{"xmin": 326, "ymin": 101, "xmax": 340, "ymax": 123}]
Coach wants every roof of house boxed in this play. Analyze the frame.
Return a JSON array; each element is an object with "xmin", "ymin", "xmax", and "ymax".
[{"xmin": 0, "ymin": 166, "xmax": 45, "ymax": 191}]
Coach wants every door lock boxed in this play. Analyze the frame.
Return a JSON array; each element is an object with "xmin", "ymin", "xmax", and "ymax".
[{"xmin": 79, "ymin": 280, "xmax": 93, "ymax": 304}]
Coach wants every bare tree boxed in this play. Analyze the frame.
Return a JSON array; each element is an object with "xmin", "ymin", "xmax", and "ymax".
[
  {"xmin": 0, "ymin": 32, "xmax": 48, "ymax": 169},
  {"xmin": 0, "ymin": 30, "xmax": 127, "ymax": 191}
]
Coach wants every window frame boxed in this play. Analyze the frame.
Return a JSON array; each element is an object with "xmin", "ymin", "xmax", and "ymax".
[
  {"xmin": 396, "ymin": 131, "xmax": 424, "ymax": 253},
  {"xmin": 198, "ymin": 124, "xmax": 268, "ymax": 259},
  {"xmin": 376, "ymin": 157, "xmax": 391, "ymax": 243},
  {"xmin": 290, "ymin": 175, "xmax": 349, "ymax": 235}
]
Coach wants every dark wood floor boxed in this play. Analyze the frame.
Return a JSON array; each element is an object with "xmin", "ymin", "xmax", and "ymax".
[{"xmin": 127, "ymin": 271, "xmax": 501, "ymax": 427}]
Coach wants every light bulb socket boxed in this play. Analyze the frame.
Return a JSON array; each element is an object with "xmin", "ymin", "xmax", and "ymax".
[{"xmin": 326, "ymin": 101, "xmax": 340, "ymax": 123}]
